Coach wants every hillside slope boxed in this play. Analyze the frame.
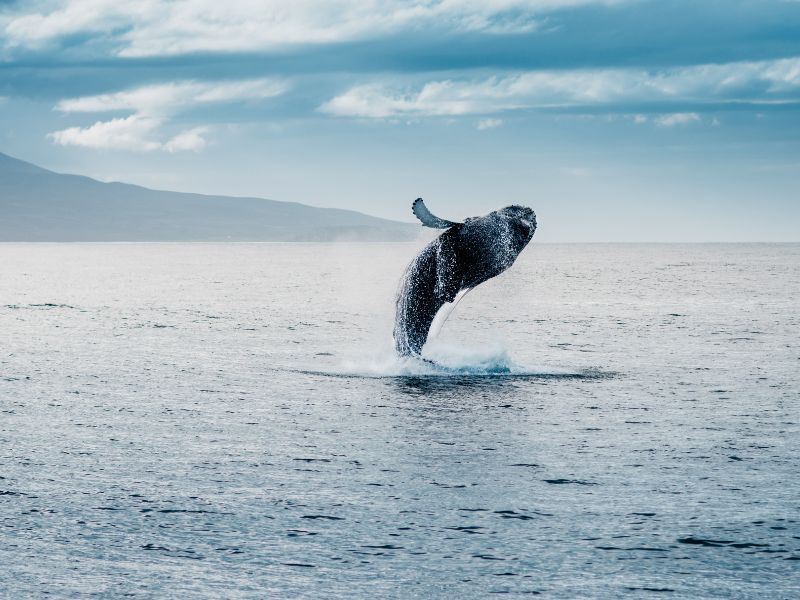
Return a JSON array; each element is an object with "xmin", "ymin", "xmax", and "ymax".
[{"xmin": 0, "ymin": 152, "xmax": 417, "ymax": 241}]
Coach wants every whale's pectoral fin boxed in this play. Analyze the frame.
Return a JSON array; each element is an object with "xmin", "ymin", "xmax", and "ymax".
[{"xmin": 412, "ymin": 198, "xmax": 460, "ymax": 229}]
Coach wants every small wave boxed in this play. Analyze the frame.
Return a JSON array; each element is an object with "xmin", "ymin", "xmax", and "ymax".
[{"xmin": 3, "ymin": 303, "xmax": 78, "ymax": 310}]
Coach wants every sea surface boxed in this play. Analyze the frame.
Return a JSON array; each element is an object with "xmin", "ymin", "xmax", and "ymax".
[{"xmin": 1, "ymin": 242, "xmax": 798, "ymax": 598}]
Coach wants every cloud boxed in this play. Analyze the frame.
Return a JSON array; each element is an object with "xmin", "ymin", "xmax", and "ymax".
[
  {"xmin": 320, "ymin": 57, "xmax": 800, "ymax": 118},
  {"xmin": 3, "ymin": 0, "xmax": 126, "ymax": 48},
  {"xmin": 164, "ymin": 127, "xmax": 208, "ymax": 153},
  {"xmin": 2, "ymin": 0, "xmax": 626, "ymax": 57},
  {"xmin": 477, "ymin": 118, "xmax": 504, "ymax": 130},
  {"xmin": 55, "ymin": 79, "xmax": 287, "ymax": 115},
  {"xmin": 49, "ymin": 78, "xmax": 286, "ymax": 151},
  {"xmin": 654, "ymin": 112, "xmax": 700, "ymax": 127},
  {"xmin": 48, "ymin": 115, "xmax": 163, "ymax": 152}
]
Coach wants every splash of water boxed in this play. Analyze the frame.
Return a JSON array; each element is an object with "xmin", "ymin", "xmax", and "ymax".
[{"xmin": 314, "ymin": 343, "xmax": 581, "ymax": 378}]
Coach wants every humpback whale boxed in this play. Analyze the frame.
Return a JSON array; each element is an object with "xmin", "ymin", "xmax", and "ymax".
[{"xmin": 393, "ymin": 198, "xmax": 537, "ymax": 356}]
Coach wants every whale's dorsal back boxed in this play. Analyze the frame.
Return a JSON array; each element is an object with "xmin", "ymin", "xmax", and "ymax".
[{"xmin": 412, "ymin": 198, "xmax": 460, "ymax": 229}]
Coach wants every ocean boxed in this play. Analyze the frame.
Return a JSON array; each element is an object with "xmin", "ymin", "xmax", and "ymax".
[{"xmin": 1, "ymin": 242, "xmax": 798, "ymax": 598}]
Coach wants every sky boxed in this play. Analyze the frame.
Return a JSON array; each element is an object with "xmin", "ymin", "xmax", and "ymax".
[{"xmin": 1, "ymin": 0, "xmax": 799, "ymax": 241}]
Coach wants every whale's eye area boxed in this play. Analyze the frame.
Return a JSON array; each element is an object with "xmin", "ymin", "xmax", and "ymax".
[{"xmin": 512, "ymin": 219, "xmax": 531, "ymax": 239}]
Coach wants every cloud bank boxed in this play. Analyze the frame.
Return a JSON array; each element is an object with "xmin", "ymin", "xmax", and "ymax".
[
  {"xmin": 49, "ymin": 78, "xmax": 286, "ymax": 151},
  {"xmin": 320, "ymin": 57, "xmax": 800, "ymax": 118},
  {"xmin": 3, "ymin": 0, "xmax": 627, "ymax": 57}
]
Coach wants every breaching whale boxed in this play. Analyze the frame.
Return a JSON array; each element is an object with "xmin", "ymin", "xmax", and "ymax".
[{"xmin": 393, "ymin": 198, "xmax": 537, "ymax": 356}]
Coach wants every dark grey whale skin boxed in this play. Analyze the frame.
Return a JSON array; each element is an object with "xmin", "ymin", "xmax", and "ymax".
[{"xmin": 393, "ymin": 205, "xmax": 537, "ymax": 356}]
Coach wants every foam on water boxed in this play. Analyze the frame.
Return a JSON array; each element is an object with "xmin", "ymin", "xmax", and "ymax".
[{"xmin": 301, "ymin": 342, "xmax": 585, "ymax": 379}]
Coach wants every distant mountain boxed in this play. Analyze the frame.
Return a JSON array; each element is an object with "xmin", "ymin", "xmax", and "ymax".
[{"xmin": 0, "ymin": 152, "xmax": 418, "ymax": 241}]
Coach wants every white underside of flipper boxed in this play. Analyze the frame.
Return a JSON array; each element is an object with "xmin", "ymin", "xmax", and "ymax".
[{"xmin": 427, "ymin": 287, "xmax": 472, "ymax": 341}]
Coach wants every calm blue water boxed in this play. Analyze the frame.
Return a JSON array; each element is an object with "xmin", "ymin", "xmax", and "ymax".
[{"xmin": 1, "ymin": 243, "xmax": 798, "ymax": 598}]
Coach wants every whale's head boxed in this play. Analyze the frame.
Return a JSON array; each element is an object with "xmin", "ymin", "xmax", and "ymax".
[
  {"xmin": 497, "ymin": 205, "xmax": 537, "ymax": 248},
  {"xmin": 482, "ymin": 205, "xmax": 536, "ymax": 264},
  {"xmin": 456, "ymin": 204, "xmax": 537, "ymax": 289}
]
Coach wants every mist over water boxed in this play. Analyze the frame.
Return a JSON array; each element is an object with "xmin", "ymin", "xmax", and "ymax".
[{"xmin": 1, "ymin": 242, "xmax": 798, "ymax": 598}]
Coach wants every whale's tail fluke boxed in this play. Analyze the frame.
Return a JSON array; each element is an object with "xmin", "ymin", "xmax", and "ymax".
[{"xmin": 412, "ymin": 198, "xmax": 460, "ymax": 229}]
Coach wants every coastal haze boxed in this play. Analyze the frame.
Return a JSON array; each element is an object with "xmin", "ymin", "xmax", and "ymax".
[{"xmin": 0, "ymin": 152, "xmax": 417, "ymax": 241}]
